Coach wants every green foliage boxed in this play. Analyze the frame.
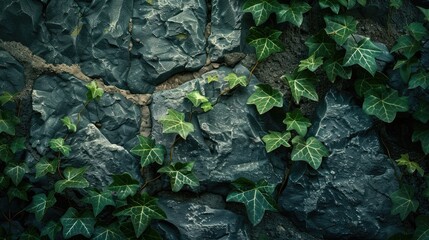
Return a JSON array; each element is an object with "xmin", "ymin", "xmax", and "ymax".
[
  {"xmin": 206, "ymin": 74, "xmax": 219, "ymax": 83},
  {"xmin": 8, "ymin": 183, "xmax": 31, "ymax": 201},
  {"xmin": 414, "ymin": 215, "xmax": 429, "ymax": 240},
  {"xmin": 224, "ymin": 73, "xmax": 249, "ymax": 89},
  {"xmin": 324, "ymin": 15, "xmax": 357, "ymax": 46},
  {"xmin": 262, "ymin": 131, "xmax": 291, "ymax": 152},
  {"xmin": 0, "ymin": 109, "xmax": 19, "ymax": 135},
  {"xmin": 131, "ymin": 135, "xmax": 166, "ymax": 167},
  {"xmin": 226, "ymin": 178, "xmax": 277, "ymax": 226},
  {"xmin": 409, "ymin": 71, "xmax": 429, "ymax": 89},
  {"xmin": 298, "ymin": 54, "xmax": 323, "ymax": 72},
  {"xmin": 319, "ymin": 0, "xmax": 341, "ymax": 14},
  {"xmin": 396, "ymin": 154, "xmax": 424, "ymax": 176},
  {"xmin": 83, "ymin": 189, "xmax": 116, "ymax": 216},
  {"xmin": 159, "ymin": 109, "xmax": 194, "ymax": 139},
  {"xmin": 390, "ymin": 0, "xmax": 403, "ymax": 9},
  {"xmin": 291, "ymin": 136, "xmax": 329, "ymax": 170},
  {"xmin": 362, "ymin": 87, "xmax": 409, "ymax": 123},
  {"xmin": 283, "ymin": 69, "xmax": 318, "ymax": 104},
  {"xmin": 86, "ymin": 81, "xmax": 104, "ymax": 101},
  {"xmin": 61, "ymin": 116, "xmax": 77, "ymax": 133},
  {"xmin": 92, "ymin": 225, "xmax": 126, "ymax": 240},
  {"xmin": 323, "ymin": 53, "xmax": 352, "ymax": 82},
  {"xmin": 10, "ymin": 137, "xmax": 25, "ymax": 153},
  {"xmin": 108, "ymin": 173, "xmax": 140, "ymax": 200},
  {"xmin": 35, "ymin": 158, "xmax": 59, "ymax": 179},
  {"xmin": 247, "ymin": 27, "xmax": 284, "ymax": 61},
  {"xmin": 418, "ymin": 7, "xmax": 429, "ymax": 22},
  {"xmin": 186, "ymin": 90, "xmax": 210, "ymax": 108},
  {"xmin": 49, "ymin": 138, "xmax": 71, "ymax": 157},
  {"xmin": 276, "ymin": 0, "xmax": 311, "ymax": 27},
  {"xmin": 41, "ymin": 221, "xmax": 61, "ymax": 240},
  {"xmin": 391, "ymin": 35, "xmax": 421, "ymax": 59},
  {"xmin": 390, "ymin": 185, "xmax": 419, "ymax": 220},
  {"xmin": 305, "ymin": 31, "xmax": 337, "ymax": 58},
  {"xmin": 26, "ymin": 192, "xmax": 56, "ymax": 222},
  {"xmin": 4, "ymin": 163, "xmax": 28, "ymax": 186},
  {"xmin": 54, "ymin": 167, "xmax": 89, "ymax": 193},
  {"xmin": 158, "ymin": 161, "xmax": 200, "ymax": 192},
  {"xmin": 243, "ymin": 0, "xmax": 281, "ymax": 26},
  {"xmin": 60, "ymin": 207, "xmax": 95, "ymax": 239},
  {"xmin": 200, "ymin": 102, "xmax": 213, "ymax": 112},
  {"xmin": 0, "ymin": 92, "xmax": 14, "ymax": 106},
  {"xmin": 407, "ymin": 22, "xmax": 428, "ymax": 41},
  {"xmin": 412, "ymin": 124, "xmax": 429, "ymax": 155},
  {"xmin": 343, "ymin": 37, "xmax": 382, "ymax": 75},
  {"xmin": 247, "ymin": 84, "xmax": 283, "ymax": 114},
  {"xmin": 283, "ymin": 109, "xmax": 311, "ymax": 137},
  {"xmin": 413, "ymin": 100, "xmax": 429, "ymax": 124}
]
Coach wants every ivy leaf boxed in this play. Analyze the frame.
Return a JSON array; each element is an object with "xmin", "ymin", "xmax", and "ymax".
[
  {"xmin": 354, "ymin": 72, "xmax": 388, "ymax": 97},
  {"xmin": 414, "ymin": 215, "xmax": 429, "ymax": 240},
  {"xmin": 131, "ymin": 136, "xmax": 166, "ymax": 167},
  {"xmin": 83, "ymin": 189, "xmax": 116, "ymax": 217},
  {"xmin": 418, "ymin": 6, "xmax": 429, "ymax": 22},
  {"xmin": 7, "ymin": 182, "xmax": 31, "ymax": 201},
  {"xmin": 247, "ymin": 84, "xmax": 283, "ymax": 114},
  {"xmin": 283, "ymin": 109, "xmax": 311, "ymax": 137},
  {"xmin": 412, "ymin": 124, "xmax": 429, "ymax": 155},
  {"xmin": 186, "ymin": 90, "xmax": 209, "ymax": 108},
  {"xmin": 298, "ymin": 54, "xmax": 323, "ymax": 72},
  {"xmin": 224, "ymin": 73, "xmax": 249, "ymax": 89},
  {"xmin": 200, "ymin": 102, "xmax": 213, "ymax": 112},
  {"xmin": 390, "ymin": 185, "xmax": 419, "ymax": 220},
  {"xmin": 10, "ymin": 137, "xmax": 25, "ymax": 154},
  {"xmin": 35, "ymin": 158, "xmax": 59, "ymax": 179},
  {"xmin": 0, "ymin": 110, "xmax": 19, "ymax": 135},
  {"xmin": 394, "ymin": 58, "xmax": 415, "ymax": 83},
  {"xmin": 409, "ymin": 71, "xmax": 429, "ymax": 89},
  {"xmin": 54, "ymin": 167, "xmax": 89, "ymax": 193},
  {"xmin": 5, "ymin": 163, "xmax": 28, "ymax": 186},
  {"xmin": 158, "ymin": 161, "xmax": 200, "ymax": 192},
  {"xmin": 61, "ymin": 116, "xmax": 77, "ymax": 133},
  {"xmin": 93, "ymin": 225, "xmax": 126, "ymax": 240},
  {"xmin": 391, "ymin": 35, "xmax": 421, "ymax": 59},
  {"xmin": 226, "ymin": 178, "xmax": 277, "ymax": 226},
  {"xmin": 49, "ymin": 138, "xmax": 71, "ymax": 157},
  {"xmin": 319, "ymin": 0, "xmax": 340, "ymax": 14},
  {"xmin": 108, "ymin": 173, "xmax": 140, "ymax": 200},
  {"xmin": 60, "ymin": 208, "xmax": 95, "ymax": 239},
  {"xmin": 0, "ymin": 92, "xmax": 14, "ymax": 105},
  {"xmin": 41, "ymin": 221, "xmax": 62, "ymax": 240},
  {"xmin": 396, "ymin": 154, "xmax": 424, "ymax": 176},
  {"xmin": 291, "ymin": 136, "xmax": 329, "ymax": 170},
  {"xmin": 282, "ymin": 69, "xmax": 318, "ymax": 104},
  {"xmin": 262, "ymin": 131, "xmax": 291, "ymax": 152},
  {"xmin": 390, "ymin": 0, "xmax": 403, "ymax": 9},
  {"xmin": 27, "ymin": 192, "xmax": 57, "ymax": 222},
  {"xmin": 276, "ymin": 1, "xmax": 311, "ymax": 27},
  {"xmin": 247, "ymin": 27, "xmax": 284, "ymax": 61},
  {"xmin": 243, "ymin": 0, "xmax": 281, "ymax": 26},
  {"xmin": 86, "ymin": 81, "xmax": 104, "ymax": 101},
  {"xmin": 305, "ymin": 31, "xmax": 337, "ymax": 58},
  {"xmin": 159, "ymin": 109, "xmax": 194, "ymax": 139},
  {"xmin": 323, "ymin": 53, "xmax": 352, "ymax": 82},
  {"xmin": 343, "ymin": 37, "xmax": 383, "ymax": 76},
  {"xmin": 324, "ymin": 15, "xmax": 357, "ymax": 46},
  {"xmin": 407, "ymin": 22, "xmax": 428, "ymax": 41},
  {"xmin": 362, "ymin": 88, "xmax": 409, "ymax": 123},
  {"xmin": 0, "ymin": 144, "xmax": 13, "ymax": 163},
  {"xmin": 114, "ymin": 193, "xmax": 166, "ymax": 238},
  {"xmin": 206, "ymin": 74, "xmax": 219, "ymax": 83},
  {"xmin": 0, "ymin": 175, "xmax": 9, "ymax": 190},
  {"xmin": 413, "ymin": 100, "xmax": 429, "ymax": 123}
]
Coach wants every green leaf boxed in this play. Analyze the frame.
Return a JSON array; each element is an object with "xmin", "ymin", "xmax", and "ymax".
[
  {"xmin": 243, "ymin": 0, "xmax": 281, "ymax": 26},
  {"xmin": 10, "ymin": 137, "xmax": 25, "ymax": 154},
  {"xmin": 61, "ymin": 116, "xmax": 77, "ymax": 133},
  {"xmin": 0, "ymin": 110, "xmax": 19, "ymax": 135},
  {"xmin": 159, "ymin": 109, "xmax": 194, "ymax": 139},
  {"xmin": 7, "ymin": 183, "xmax": 31, "ymax": 201},
  {"xmin": 93, "ymin": 225, "xmax": 126, "ymax": 240},
  {"xmin": 0, "ymin": 92, "xmax": 14, "ymax": 105},
  {"xmin": 319, "ymin": 0, "xmax": 340, "ymax": 14},
  {"xmin": 362, "ymin": 88, "xmax": 409, "ymax": 123},
  {"xmin": 131, "ymin": 136, "xmax": 166, "ymax": 167},
  {"xmin": 35, "ymin": 158, "xmax": 59, "ymax": 179},
  {"xmin": 83, "ymin": 189, "xmax": 116, "ymax": 216},
  {"xmin": 283, "ymin": 109, "xmax": 311, "ymax": 137},
  {"xmin": 0, "ymin": 144, "xmax": 13, "ymax": 163},
  {"xmin": 389, "ymin": 0, "xmax": 403, "ymax": 9},
  {"xmin": 409, "ymin": 71, "xmax": 429, "ymax": 89},
  {"xmin": 54, "ymin": 167, "xmax": 89, "ymax": 193},
  {"xmin": 323, "ymin": 53, "xmax": 352, "ymax": 82},
  {"xmin": 413, "ymin": 100, "xmax": 429, "ymax": 123},
  {"xmin": 394, "ymin": 58, "xmax": 415, "ymax": 83},
  {"xmin": 5, "ymin": 163, "xmax": 28, "ymax": 186},
  {"xmin": 186, "ymin": 90, "xmax": 209, "ymax": 108},
  {"xmin": 200, "ymin": 102, "xmax": 213, "ymax": 112},
  {"xmin": 391, "ymin": 35, "xmax": 421, "ymax": 59},
  {"xmin": 412, "ymin": 124, "xmax": 429, "ymax": 155},
  {"xmin": 0, "ymin": 175, "xmax": 10, "ymax": 190},
  {"xmin": 390, "ymin": 185, "xmax": 419, "ymax": 220},
  {"xmin": 396, "ymin": 154, "xmax": 424, "ymax": 176},
  {"xmin": 27, "ymin": 192, "xmax": 57, "ymax": 222},
  {"xmin": 49, "ymin": 138, "xmax": 71, "ymax": 157},
  {"xmin": 291, "ymin": 136, "xmax": 329, "ymax": 170},
  {"xmin": 224, "ymin": 73, "xmax": 249, "ymax": 89},
  {"xmin": 247, "ymin": 84, "xmax": 283, "ymax": 114},
  {"xmin": 108, "ymin": 173, "xmax": 140, "ymax": 200},
  {"xmin": 324, "ymin": 15, "xmax": 357, "ymax": 46},
  {"xmin": 343, "ymin": 37, "xmax": 382, "ymax": 75},
  {"xmin": 86, "ymin": 81, "xmax": 104, "ymax": 101},
  {"xmin": 247, "ymin": 27, "xmax": 284, "ymax": 61},
  {"xmin": 305, "ymin": 31, "xmax": 337, "ymax": 58},
  {"xmin": 114, "ymin": 193, "xmax": 166, "ymax": 238},
  {"xmin": 298, "ymin": 54, "xmax": 323, "ymax": 72},
  {"xmin": 262, "ymin": 131, "xmax": 291, "ymax": 152},
  {"xmin": 407, "ymin": 22, "xmax": 428, "ymax": 41},
  {"xmin": 282, "ymin": 69, "xmax": 318, "ymax": 104},
  {"xmin": 158, "ymin": 161, "xmax": 200, "ymax": 192},
  {"xmin": 414, "ymin": 215, "xmax": 429, "ymax": 240},
  {"xmin": 226, "ymin": 178, "xmax": 277, "ymax": 226},
  {"xmin": 41, "ymin": 221, "xmax": 62, "ymax": 240},
  {"xmin": 354, "ymin": 71, "xmax": 388, "ymax": 97},
  {"xmin": 276, "ymin": 1, "xmax": 311, "ymax": 27},
  {"xmin": 418, "ymin": 7, "xmax": 429, "ymax": 22},
  {"xmin": 338, "ymin": 0, "xmax": 360, "ymax": 8},
  {"xmin": 60, "ymin": 208, "xmax": 95, "ymax": 239},
  {"xmin": 206, "ymin": 74, "xmax": 219, "ymax": 83}
]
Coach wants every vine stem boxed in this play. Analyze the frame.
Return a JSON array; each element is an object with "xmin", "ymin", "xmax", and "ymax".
[
  {"xmin": 249, "ymin": 61, "xmax": 259, "ymax": 79},
  {"xmin": 139, "ymin": 175, "xmax": 162, "ymax": 193}
]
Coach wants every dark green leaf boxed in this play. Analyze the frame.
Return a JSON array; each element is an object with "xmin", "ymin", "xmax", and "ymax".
[
  {"xmin": 396, "ymin": 154, "xmax": 424, "ymax": 176},
  {"xmin": 413, "ymin": 100, "xmax": 429, "ymax": 123},
  {"xmin": 262, "ymin": 131, "xmax": 291, "ymax": 152},
  {"xmin": 362, "ymin": 88, "xmax": 409, "ymax": 123},
  {"xmin": 131, "ymin": 136, "xmax": 166, "ymax": 167},
  {"xmin": 247, "ymin": 27, "xmax": 284, "ymax": 61},
  {"xmin": 224, "ymin": 73, "xmax": 249, "ymax": 88},
  {"xmin": 407, "ymin": 22, "xmax": 428, "ymax": 41},
  {"xmin": 354, "ymin": 72, "xmax": 388, "ymax": 97},
  {"xmin": 298, "ymin": 54, "xmax": 323, "ymax": 72},
  {"xmin": 390, "ymin": 0, "xmax": 403, "ymax": 9},
  {"xmin": 390, "ymin": 185, "xmax": 419, "ymax": 220},
  {"xmin": 41, "ymin": 221, "xmax": 62, "ymax": 240},
  {"xmin": 61, "ymin": 116, "xmax": 77, "ymax": 133},
  {"xmin": 276, "ymin": 1, "xmax": 311, "ymax": 27},
  {"xmin": 7, "ymin": 183, "xmax": 31, "ymax": 201},
  {"xmin": 158, "ymin": 161, "xmax": 199, "ymax": 192},
  {"xmin": 283, "ymin": 109, "xmax": 311, "ymax": 137},
  {"xmin": 414, "ymin": 215, "xmax": 429, "ymax": 240},
  {"xmin": 49, "ymin": 138, "xmax": 71, "ymax": 157},
  {"xmin": 35, "ymin": 158, "xmax": 59, "ymax": 179},
  {"xmin": 86, "ymin": 81, "xmax": 104, "ymax": 101},
  {"xmin": 0, "ymin": 110, "xmax": 19, "ymax": 135},
  {"xmin": 319, "ymin": 0, "xmax": 340, "ymax": 14},
  {"xmin": 343, "ymin": 37, "xmax": 382, "ymax": 75},
  {"xmin": 83, "ymin": 189, "xmax": 116, "ymax": 216},
  {"xmin": 323, "ymin": 53, "xmax": 352, "ymax": 82},
  {"xmin": 409, "ymin": 71, "xmax": 429, "ymax": 89},
  {"xmin": 324, "ymin": 15, "xmax": 357, "ymax": 46},
  {"xmin": 27, "ymin": 192, "xmax": 57, "ymax": 222},
  {"xmin": 0, "ymin": 92, "xmax": 14, "ymax": 105},
  {"xmin": 0, "ymin": 175, "xmax": 10, "ymax": 190},
  {"xmin": 282, "ymin": 69, "xmax": 318, "ymax": 104},
  {"xmin": 60, "ymin": 208, "xmax": 95, "ymax": 239},
  {"xmin": 305, "ymin": 31, "xmax": 337, "ymax": 58},
  {"xmin": 418, "ymin": 6, "xmax": 429, "ymax": 22},
  {"xmin": 54, "ymin": 167, "xmax": 89, "ymax": 193},
  {"xmin": 391, "ymin": 35, "xmax": 421, "ymax": 59},
  {"xmin": 5, "ymin": 163, "xmax": 28, "ymax": 186},
  {"xmin": 0, "ymin": 144, "xmax": 13, "ymax": 163},
  {"xmin": 412, "ymin": 124, "xmax": 429, "ymax": 155},
  {"xmin": 10, "ymin": 137, "xmax": 25, "ymax": 153},
  {"xmin": 93, "ymin": 225, "xmax": 126, "ymax": 240},
  {"xmin": 159, "ymin": 109, "xmax": 194, "ymax": 139},
  {"xmin": 291, "ymin": 136, "xmax": 329, "ymax": 170},
  {"xmin": 243, "ymin": 0, "xmax": 281, "ymax": 26},
  {"xmin": 247, "ymin": 84, "xmax": 283, "ymax": 114},
  {"xmin": 108, "ymin": 173, "xmax": 140, "ymax": 200}
]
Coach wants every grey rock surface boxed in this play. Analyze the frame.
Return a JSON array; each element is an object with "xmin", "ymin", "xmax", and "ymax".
[
  {"xmin": 151, "ymin": 65, "xmax": 284, "ymax": 188},
  {"xmin": 279, "ymin": 89, "xmax": 402, "ymax": 239},
  {"xmin": 0, "ymin": 50, "xmax": 25, "ymax": 94}
]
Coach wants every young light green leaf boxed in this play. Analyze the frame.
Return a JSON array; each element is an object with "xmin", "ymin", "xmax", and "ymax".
[
  {"xmin": 41, "ymin": 221, "xmax": 62, "ymax": 240},
  {"xmin": 407, "ymin": 22, "xmax": 428, "ymax": 41},
  {"xmin": 414, "ymin": 215, "xmax": 429, "ymax": 240},
  {"xmin": 291, "ymin": 136, "xmax": 329, "ymax": 170},
  {"xmin": 114, "ymin": 193, "xmax": 166, "ymax": 238},
  {"xmin": 362, "ymin": 88, "xmax": 409, "ymax": 123},
  {"xmin": 186, "ymin": 90, "xmax": 209, "ymax": 108},
  {"xmin": 343, "ymin": 37, "xmax": 383, "ymax": 76},
  {"xmin": 276, "ymin": 1, "xmax": 311, "ymax": 27},
  {"xmin": 0, "ymin": 92, "xmax": 14, "ymax": 106},
  {"xmin": 86, "ymin": 81, "xmax": 104, "ymax": 101},
  {"xmin": 409, "ymin": 71, "xmax": 429, "ymax": 89},
  {"xmin": 83, "ymin": 189, "xmax": 116, "ymax": 216},
  {"xmin": 262, "ymin": 131, "xmax": 291, "ymax": 152},
  {"xmin": 5, "ymin": 163, "xmax": 28, "ymax": 186},
  {"xmin": 283, "ymin": 109, "xmax": 311, "ymax": 137},
  {"xmin": 159, "ymin": 109, "xmax": 194, "ymax": 139},
  {"xmin": 108, "ymin": 173, "xmax": 140, "ymax": 200},
  {"xmin": 396, "ymin": 154, "xmax": 424, "ymax": 176},
  {"xmin": 93, "ymin": 225, "xmax": 126, "ymax": 240},
  {"xmin": 61, "ymin": 116, "xmax": 77, "ymax": 133},
  {"xmin": 418, "ymin": 6, "xmax": 429, "ymax": 22},
  {"xmin": 391, "ymin": 35, "xmax": 421, "ymax": 59},
  {"xmin": 49, "ymin": 138, "xmax": 71, "ymax": 157},
  {"xmin": 243, "ymin": 0, "xmax": 281, "ymax": 26},
  {"xmin": 131, "ymin": 135, "xmax": 166, "ymax": 167},
  {"xmin": 282, "ymin": 69, "xmax": 318, "ymax": 104},
  {"xmin": 390, "ymin": 0, "xmax": 403, "ymax": 9},
  {"xmin": 412, "ymin": 124, "xmax": 429, "ymax": 155},
  {"xmin": 224, "ymin": 73, "xmax": 249, "ymax": 89},
  {"xmin": 27, "ymin": 192, "xmax": 57, "ymax": 222},
  {"xmin": 413, "ymin": 100, "xmax": 429, "ymax": 123},
  {"xmin": 319, "ymin": 0, "xmax": 340, "ymax": 14},
  {"xmin": 305, "ymin": 31, "xmax": 337, "ymax": 58},
  {"xmin": 60, "ymin": 208, "xmax": 95, "ymax": 239},
  {"xmin": 298, "ymin": 54, "xmax": 323, "ymax": 72},
  {"xmin": 158, "ymin": 161, "xmax": 199, "ymax": 192},
  {"xmin": 35, "ymin": 158, "xmax": 59, "ymax": 179},
  {"xmin": 206, "ymin": 74, "xmax": 219, "ymax": 83},
  {"xmin": 0, "ymin": 110, "xmax": 19, "ymax": 135},
  {"xmin": 10, "ymin": 137, "xmax": 25, "ymax": 153},
  {"xmin": 390, "ymin": 185, "xmax": 419, "ymax": 220},
  {"xmin": 324, "ymin": 15, "xmax": 357, "ymax": 46},
  {"xmin": 54, "ymin": 167, "xmax": 89, "ymax": 193},
  {"xmin": 226, "ymin": 178, "xmax": 277, "ymax": 226},
  {"xmin": 200, "ymin": 102, "xmax": 213, "ymax": 112},
  {"xmin": 247, "ymin": 84, "xmax": 283, "ymax": 114},
  {"xmin": 247, "ymin": 27, "xmax": 284, "ymax": 61}
]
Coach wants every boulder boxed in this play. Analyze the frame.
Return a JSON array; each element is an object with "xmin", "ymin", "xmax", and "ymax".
[
  {"xmin": 279, "ymin": 89, "xmax": 402, "ymax": 239},
  {"xmin": 0, "ymin": 50, "xmax": 25, "ymax": 94}
]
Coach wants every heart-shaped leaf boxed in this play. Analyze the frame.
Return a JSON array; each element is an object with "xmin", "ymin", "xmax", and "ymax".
[
  {"xmin": 158, "ymin": 161, "xmax": 199, "ymax": 192},
  {"xmin": 343, "ymin": 37, "xmax": 383, "ymax": 76},
  {"xmin": 5, "ymin": 163, "xmax": 28, "ymax": 186},
  {"xmin": 159, "ymin": 109, "xmax": 194, "ymax": 139},
  {"xmin": 186, "ymin": 90, "xmax": 210, "ymax": 108},
  {"xmin": 276, "ymin": 1, "xmax": 311, "ymax": 27},
  {"xmin": 108, "ymin": 173, "xmax": 140, "ymax": 200},
  {"xmin": 247, "ymin": 84, "xmax": 283, "ymax": 114},
  {"xmin": 283, "ymin": 109, "xmax": 311, "ymax": 137},
  {"xmin": 41, "ymin": 221, "xmax": 62, "ymax": 240},
  {"xmin": 243, "ymin": 0, "xmax": 281, "ymax": 26},
  {"xmin": 324, "ymin": 15, "xmax": 357, "ymax": 46},
  {"xmin": 93, "ymin": 225, "xmax": 126, "ymax": 240},
  {"xmin": 35, "ymin": 158, "xmax": 59, "ymax": 179},
  {"xmin": 60, "ymin": 208, "xmax": 95, "ymax": 239},
  {"xmin": 224, "ymin": 73, "xmax": 249, "ymax": 89},
  {"xmin": 391, "ymin": 35, "xmax": 421, "ymax": 59},
  {"xmin": 86, "ymin": 81, "xmax": 104, "ymax": 101},
  {"xmin": 305, "ymin": 31, "xmax": 337, "ymax": 58},
  {"xmin": 27, "ymin": 192, "xmax": 57, "ymax": 222},
  {"xmin": 409, "ymin": 71, "xmax": 429, "ymax": 89},
  {"xmin": 390, "ymin": 185, "xmax": 419, "ymax": 220},
  {"xmin": 262, "ymin": 131, "xmax": 291, "ymax": 152},
  {"xmin": 396, "ymin": 154, "xmax": 424, "ymax": 176},
  {"xmin": 362, "ymin": 88, "xmax": 409, "ymax": 123},
  {"xmin": 247, "ymin": 27, "xmax": 284, "ymax": 61},
  {"xmin": 131, "ymin": 136, "xmax": 166, "ymax": 167},
  {"xmin": 291, "ymin": 136, "xmax": 329, "ymax": 170},
  {"xmin": 61, "ymin": 116, "xmax": 77, "ymax": 133},
  {"xmin": 55, "ymin": 167, "xmax": 89, "ymax": 193},
  {"xmin": 283, "ymin": 69, "xmax": 318, "ymax": 104},
  {"xmin": 49, "ymin": 138, "xmax": 71, "ymax": 157},
  {"xmin": 412, "ymin": 124, "xmax": 429, "ymax": 155},
  {"xmin": 83, "ymin": 189, "xmax": 116, "ymax": 216},
  {"xmin": 298, "ymin": 54, "xmax": 323, "ymax": 72}
]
